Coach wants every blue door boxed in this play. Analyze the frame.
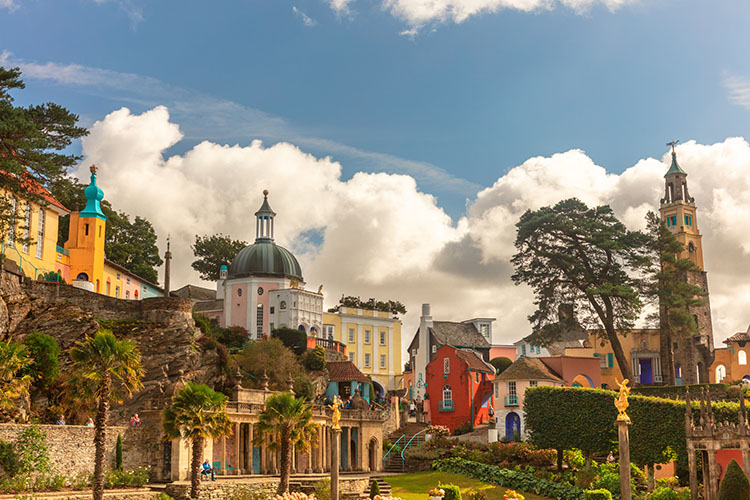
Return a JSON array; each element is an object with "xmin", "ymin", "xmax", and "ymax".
[
  {"xmin": 639, "ymin": 358, "xmax": 653, "ymax": 385},
  {"xmin": 505, "ymin": 412, "xmax": 520, "ymax": 440},
  {"xmin": 252, "ymin": 447, "xmax": 261, "ymax": 474}
]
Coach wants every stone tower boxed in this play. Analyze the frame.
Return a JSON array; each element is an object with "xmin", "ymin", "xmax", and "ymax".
[{"xmin": 658, "ymin": 147, "xmax": 714, "ymax": 385}]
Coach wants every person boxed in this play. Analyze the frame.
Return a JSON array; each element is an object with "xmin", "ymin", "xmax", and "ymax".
[
  {"xmin": 86, "ymin": 418, "xmax": 94, "ymax": 427},
  {"xmin": 130, "ymin": 413, "xmax": 141, "ymax": 427},
  {"xmin": 201, "ymin": 459, "xmax": 215, "ymax": 480},
  {"xmin": 409, "ymin": 401, "xmax": 416, "ymax": 418},
  {"xmin": 56, "ymin": 416, "xmax": 66, "ymax": 425},
  {"xmin": 607, "ymin": 452, "xmax": 616, "ymax": 464}
]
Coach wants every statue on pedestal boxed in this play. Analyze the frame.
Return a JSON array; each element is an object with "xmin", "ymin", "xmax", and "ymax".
[
  {"xmin": 329, "ymin": 395, "xmax": 342, "ymax": 430},
  {"xmin": 615, "ymin": 378, "xmax": 631, "ymax": 423}
]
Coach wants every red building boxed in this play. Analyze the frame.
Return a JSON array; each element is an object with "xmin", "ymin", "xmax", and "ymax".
[{"xmin": 425, "ymin": 345, "xmax": 495, "ymax": 431}]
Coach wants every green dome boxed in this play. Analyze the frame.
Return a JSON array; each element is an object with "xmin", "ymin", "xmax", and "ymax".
[{"xmin": 228, "ymin": 241, "xmax": 303, "ymax": 280}]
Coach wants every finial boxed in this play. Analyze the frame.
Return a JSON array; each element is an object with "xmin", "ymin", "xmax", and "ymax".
[
  {"xmin": 263, "ymin": 189, "xmax": 269, "ymax": 197},
  {"xmin": 167, "ymin": 234, "xmax": 170, "ymax": 251},
  {"xmin": 666, "ymin": 140, "xmax": 680, "ymax": 155},
  {"xmin": 261, "ymin": 370, "xmax": 269, "ymax": 390},
  {"xmin": 90, "ymin": 164, "xmax": 98, "ymax": 174}
]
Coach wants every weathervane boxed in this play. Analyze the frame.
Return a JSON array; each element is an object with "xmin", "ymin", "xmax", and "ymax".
[{"xmin": 666, "ymin": 140, "xmax": 680, "ymax": 154}]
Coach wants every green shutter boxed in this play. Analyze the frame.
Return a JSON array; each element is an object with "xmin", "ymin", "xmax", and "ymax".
[{"xmin": 607, "ymin": 353, "xmax": 614, "ymax": 368}]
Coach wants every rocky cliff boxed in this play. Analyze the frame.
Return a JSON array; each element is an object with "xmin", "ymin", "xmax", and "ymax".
[{"xmin": 0, "ymin": 270, "xmax": 224, "ymax": 424}]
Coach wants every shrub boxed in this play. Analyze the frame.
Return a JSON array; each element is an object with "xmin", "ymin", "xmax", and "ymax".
[
  {"xmin": 370, "ymin": 480, "xmax": 380, "ymax": 499},
  {"xmin": 271, "ymin": 328, "xmax": 308, "ymax": 355},
  {"xmin": 584, "ymin": 490, "xmax": 613, "ymax": 500},
  {"xmin": 490, "ymin": 357, "xmax": 513, "ymax": 374},
  {"xmin": 22, "ymin": 332, "xmax": 60, "ymax": 391},
  {"xmin": 155, "ymin": 494, "xmax": 176, "ymax": 500},
  {"xmin": 314, "ymin": 479, "xmax": 331, "ymax": 500},
  {"xmin": 453, "ymin": 422, "xmax": 474, "ymax": 436},
  {"xmin": 104, "ymin": 467, "xmax": 149, "ymax": 488},
  {"xmin": 718, "ymin": 459, "xmax": 750, "ymax": 500},
  {"xmin": 646, "ymin": 487, "xmax": 678, "ymax": 500},
  {"xmin": 15, "ymin": 425, "xmax": 50, "ymax": 475},
  {"xmin": 304, "ymin": 347, "xmax": 326, "ymax": 371},
  {"xmin": 426, "ymin": 425, "xmax": 450, "ymax": 437},
  {"xmin": 466, "ymin": 490, "xmax": 487, "ymax": 500},
  {"xmin": 655, "ymin": 477, "xmax": 679, "ymax": 489},
  {"xmin": 115, "ymin": 434, "xmax": 123, "ymax": 471},
  {"xmin": 0, "ymin": 440, "xmax": 20, "ymax": 477},
  {"xmin": 439, "ymin": 483, "xmax": 462, "ymax": 500},
  {"xmin": 590, "ymin": 472, "xmax": 620, "ymax": 498}
]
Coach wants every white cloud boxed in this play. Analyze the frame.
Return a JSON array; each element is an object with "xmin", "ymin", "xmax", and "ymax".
[
  {"xmin": 77, "ymin": 106, "xmax": 750, "ymax": 352},
  {"xmin": 725, "ymin": 74, "xmax": 750, "ymax": 110},
  {"xmin": 293, "ymin": 6, "xmax": 318, "ymax": 26},
  {"xmin": 329, "ymin": 0, "xmax": 355, "ymax": 15},
  {"xmin": 0, "ymin": 0, "xmax": 18, "ymax": 11}
]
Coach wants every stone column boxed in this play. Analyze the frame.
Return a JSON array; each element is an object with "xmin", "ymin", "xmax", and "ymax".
[
  {"xmin": 331, "ymin": 428, "xmax": 341, "ymax": 500},
  {"xmin": 687, "ymin": 445, "xmax": 699, "ymax": 500},
  {"xmin": 617, "ymin": 420, "xmax": 632, "ymax": 500},
  {"xmin": 260, "ymin": 435, "xmax": 267, "ymax": 474},
  {"xmin": 325, "ymin": 426, "xmax": 332, "ymax": 471},
  {"xmin": 222, "ymin": 435, "xmax": 227, "ymax": 476},
  {"xmin": 234, "ymin": 423, "xmax": 241, "ymax": 475},
  {"xmin": 315, "ymin": 425, "xmax": 324, "ymax": 473},
  {"xmin": 247, "ymin": 423, "xmax": 254, "ymax": 474},
  {"xmin": 707, "ymin": 449, "xmax": 719, "ymax": 500},
  {"xmin": 742, "ymin": 442, "xmax": 750, "ymax": 484}
]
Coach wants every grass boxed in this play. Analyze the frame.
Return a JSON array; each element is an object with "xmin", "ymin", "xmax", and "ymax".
[{"xmin": 384, "ymin": 471, "xmax": 553, "ymax": 500}]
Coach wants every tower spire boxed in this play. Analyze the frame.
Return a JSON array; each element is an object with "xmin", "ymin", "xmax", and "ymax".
[
  {"xmin": 164, "ymin": 235, "xmax": 172, "ymax": 296},
  {"xmin": 254, "ymin": 189, "xmax": 276, "ymax": 242},
  {"xmin": 80, "ymin": 164, "xmax": 107, "ymax": 220}
]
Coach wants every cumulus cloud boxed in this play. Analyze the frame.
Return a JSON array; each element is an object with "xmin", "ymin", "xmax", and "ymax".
[
  {"xmin": 329, "ymin": 0, "xmax": 355, "ymax": 15},
  {"xmin": 77, "ymin": 106, "xmax": 750, "ymax": 351}
]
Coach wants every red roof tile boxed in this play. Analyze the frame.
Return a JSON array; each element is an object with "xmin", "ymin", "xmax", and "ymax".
[{"xmin": 327, "ymin": 361, "xmax": 369, "ymax": 383}]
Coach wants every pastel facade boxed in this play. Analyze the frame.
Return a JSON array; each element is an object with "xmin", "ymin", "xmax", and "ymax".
[
  {"xmin": 710, "ymin": 326, "xmax": 750, "ymax": 383},
  {"xmin": 322, "ymin": 307, "xmax": 402, "ymax": 396},
  {"xmin": 581, "ymin": 329, "xmax": 664, "ymax": 388},
  {"xmin": 425, "ymin": 345, "xmax": 495, "ymax": 431},
  {"xmin": 3, "ymin": 167, "xmax": 162, "ymax": 299},
  {"xmin": 489, "ymin": 345, "xmax": 517, "ymax": 363}
]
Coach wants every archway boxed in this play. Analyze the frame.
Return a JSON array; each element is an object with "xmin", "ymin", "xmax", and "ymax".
[
  {"xmin": 372, "ymin": 381, "xmax": 385, "ymax": 401},
  {"xmin": 571, "ymin": 374, "xmax": 594, "ymax": 388},
  {"xmin": 368, "ymin": 437, "xmax": 378, "ymax": 472},
  {"xmin": 505, "ymin": 412, "xmax": 521, "ymax": 441},
  {"xmin": 716, "ymin": 365, "xmax": 726, "ymax": 383},
  {"xmin": 298, "ymin": 325, "xmax": 307, "ymax": 334},
  {"xmin": 76, "ymin": 272, "xmax": 89, "ymax": 281}
]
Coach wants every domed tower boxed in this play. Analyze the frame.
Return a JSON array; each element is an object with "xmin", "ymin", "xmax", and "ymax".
[
  {"xmin": 659, "ymin": 143, "xmax": 714, "ymax": 385},
  {"xmin": 221, "ymin": 191, "xmax": 322, "ymax": 338}
]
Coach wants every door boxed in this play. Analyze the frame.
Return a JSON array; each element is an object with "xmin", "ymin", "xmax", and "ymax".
[
  {"xmin": 639, "ymin": 358, "xmax": 653, "ymax": 385},
  {"xmin": 505, "ymin": 412, "xmax": 520, "ymax": 440},
  {"xmin": 252, "ymin": 447, "xmax": 261, "ymax": 474}
]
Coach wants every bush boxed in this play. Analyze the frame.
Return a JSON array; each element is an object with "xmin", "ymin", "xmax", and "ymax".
[
  {"xmin": 22, "ymin": 332, "xmax": 60, "ymax": 391},
  {"xmin": 115, "ymin": 434, "xmax": 123, "ymax": 471},
  {"xmin": 271, "ymin": 328, "xmax": 308, "ymax": 355},
  {"xmin": 718, "ymin": 459, "xmax": 750, "ymax": 500},
  {"xmin": 0, "ymin": 440, "xmax": 20, "ymax": 477},
  {"xmin": 304, "ymin": 347, "xmax": 326, "ymax": 371},
  {"xmin": 453, "ymin": 422, "xmax": 474, "ymax": 436},
  {"xmin": 646, "ymin": 487, "xmax": 678, "ymax": 500},
  {"xmin": 490, "ymin": 357, "xmax": 513, "ymax": 374},
  {"xmin": 314, "ymin": 479, "xmax": 331, "ymax": 500},
  {"xmin": 104, "ymin": 467, "xmax": 149, "ymax": 488},
  {"xmin": 466, "ymin": 490, "xmax": 487, "ymax": 500},
  {"xmin": 433, "ymin": 458, "xmax": 583, "ymax": 500},
  {"xmin": 655, "ymin": 477, "xmax": 679, "ymax": 489},
  {"xmin": 439, "ymin": 483, "xmax": 461, "ymax": 500},
  {"xmin": 584, "ymin": 490, "xmax": 613, "ymax": 500},
  {"xmin": 15, "ymin": 425, "xmax": 50, "ymax": 475},
  {"xmin": 156, "ymin": 494, "xmax": 176, "ymax": 500},
  {"xmin": 370, "ymin": 479, "xmax": 380, "ymax": 499},
  {"xmin": 426, "ymin": 425, "xmax": 450, "ymax": 437}
]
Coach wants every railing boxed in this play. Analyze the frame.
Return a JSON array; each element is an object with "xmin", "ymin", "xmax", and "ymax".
[
  {"xmin": 1, "ymin": 242, "xmax": 49, "ymax": 279},
  {"xmin": 56, "ymin": 245, "xmax": 69, "ymax": 256},
  {"xmin": 382, "ymin": 433, "xmax": 405, "ymax": 469},
  {"xmin": 313, "ymin": 337, "xmax": 347, "ymax": 353},
  {"xmin": 224, "ymin": 400, "xmax": 385, "ymax": 421},
  {"xmin": 504, "ymin": 396, "xmax": 519, "ymax": 407},
  {"xmin": 400, "ymin": 428, "xmax": 427, "ymax": 472},
  {"xmin": 438, "ymin": 400, "xmax": 454, "ymax": 412}
]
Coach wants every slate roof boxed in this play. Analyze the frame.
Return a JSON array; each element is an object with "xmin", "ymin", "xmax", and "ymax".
[
  {"xmin": 455, "ymin": 349, "xmax": 495, "ymax": 373},
  {"xmin": 495, "ymin": 356, "xmax": 563, "ymax": 382},
  {"xmin": 193, "ymin": 299, "xmax": 224, "ymax": 313},
  {"xmin": 430, "ymin": 321, "xmax": 490, "ymax": 349},
  {"xmin": 327, "ymin": 361, "xmax": 369, "ymax": 383},
  {"xmin": 171, "ymin": 284, "xmax": 217, "ymax": 301},
  {"xmin": 518, "ymin": 323, "xmax": 588, "ymax": 356}
]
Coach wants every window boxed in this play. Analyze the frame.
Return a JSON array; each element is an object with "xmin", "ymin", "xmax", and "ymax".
[
  {"xmin": 521, "ymin": 344, "xmax": 526, "ymax": 356},
  {"xmin": 364, "ymin": 353, "xmax": 371, "ymax": 368},
  {"xmin": 507, "ymin": 381, "xmax": 517, "ymax": 399},
  {"xmin": 444, "ymin": 357, "xmax": 450, "ymax": 374},
  {"xmin": 536, "ymin": 346, "xmax": 541, "ymax": 354},
  {"xmin": 671, "ymin": 216, "xmax": 677, "ymax": 227},
  {"xmin": 270, "ymin": 306, "xmax": 275, "ymax": 314},
  {"xmin": 716, "ymin": 365, "xmax": 726, "ymax": 383},
  {"xmin": 364, "ymin": 330, "xmax": 371, "ymax": 344},
  {"xmin": 599, "ymin": 355, "xmax": 608, "ymax": 368},
  {"xmin": 270, "ymin": 322, "xmax": 274, "ymax": 331},
  {"xmin": 607, "ymin": 353, "xmax": 614, "ymax": 368},
  {"xmin": 479, "ymin": 323, "xmax": 490, "ymax": 339},
  {"xmin": 349, "ymin": 352, "xmax": 355, "ymax": 362},
  {"xmin": 257, "ymin": 305, "xmax": 264, "ymax": 338},
  {"xmin": 115, "ymin": 286, "xmax": 120, "ymax": 298},
  {"xmin": 349, "ymin": 328, "xmax": 355, "ymax": 343},
  {"xmin": 688, "ymin": 242, "xmax": 695, "ymax": 253},
  {"xmin": 21, "ymin": 203, "xmax": 30, "ymax": 253},
  {"xmin": 740, "ymin": 350, "xmax": 747, "ymax": 366},
  {"xmin": 431, "ymin": 345, "xmax": 437, "ymax": 354},
  {"xmin": 412, "ymin": 349, "xmax": 417, "ymax": 356},
  {"xmin": 106, "ymin": 281, "xmax": 111, "ymax": 295},
  {"xmin": 684, "ymin": 215, "xmax": 693, "ymax": 226},
  {"xmin": 380, "ymin": 331, "xmax": 386, "ymax": 345},
  {"xmin": 529, "ymin": 381, "xmax": 538, "ymax": 387},
  {"xmin": 494, "ymin": 383, "xmax": 499, "ymax": 398},
  {"xmin": 380, "ymin": 354, "xmax": 386, "ymax": 369},
  {"xmin": 125, "ymin": 290, "xmax": 130, "ymax": 299},
  {"xmin": 85, "ymin": 223, "xmax": 89, "ymax": 236},
  {"xmin": 280, "ymin": 301, "xmax": 287, "ymax": 310},
  {"xmin": 673, "ymin": 341, "xmax": 679, "ymax": 350},
  {"xmin": 6, "ymin": 197, "xmax": 16, "ymax": 247},
  {"xmin": 676, "ymin": 363, "xmax": 682, "ymax": 378},
  {"xmin": 36, "ymin": 209, "xmax": 45, "ymax": 258},
  {"xmin": 442, "ymin": 385, "xmax": 452, "ymax": 402}
]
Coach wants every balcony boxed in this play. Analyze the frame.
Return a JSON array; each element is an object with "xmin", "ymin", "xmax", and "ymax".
[
  {"xmin": 438, "ymin": 400, "xmax": 454, "ymax": 412},
  {"xmin": 307, "ymin": 337, "xmax": 347, "ymax": 354},
  {"xmin": 504, "ymin": 396, "xmax": 519, "ymax": 407}
]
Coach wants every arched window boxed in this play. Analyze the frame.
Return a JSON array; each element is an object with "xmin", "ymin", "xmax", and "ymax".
[
  {"xmin": 76, "ymin": 272, "xmax": 89, "ymax": 281},
  {"xmin": 442, "ymin": 385, "xmax": 452, "ymax": 402},
  {"xmin": 740, "ymin": 350, "xmax": 747, "ymax": 366},
  {"xmin": 688, "ymin": 242, "xmax": 695, "ymax": 252},
  {"xmin": 676, "ymin": 364, "xmax": 682, "ymax": 378},
  {"xmin": 716, "ymin": 365, "xmax": 726, "ymax": 383}
]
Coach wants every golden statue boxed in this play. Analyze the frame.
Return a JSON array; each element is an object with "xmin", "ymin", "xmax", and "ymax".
[
  {"xmin": 614, "ymin": 378, "xmax": 631, "ymax": 422},
  {"xmin": 290, "ymin": 279, "xmax": 299, "ymax": 289},
  {"xmin": 329, "ymin": 395, "xmax": 342, "ymax": 430},
  {"xmin": 317, "ymin": 284, "xmax": 323, "ymax": 294}
]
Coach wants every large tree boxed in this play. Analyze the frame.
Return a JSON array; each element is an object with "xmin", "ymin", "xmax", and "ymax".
[
  {"xmin": 511, "ymin": 198, "xmax": 651, "ymax": 381},
  {"xmin": 69, "ymin": 331, "xmax": 143, "ymax": 500},
  {"xmin": 51, "ymin": 177, "xmax": 163, "ymax": 283},
  {"xmin": 254, "ymin": 392, "xmax": 317, "ymax": 494},
  {"xmin": 643, "ymin": 211, "xmax": 707, "ymax": 385},
  {"xmin": 0, "ymin": 67, "xmax": 87, "ymax": 237},
  {"xmin": 191, "ymin": 233, "xmax": 247, "ymax": 281},
  {"xmin": 162, "ymin": 382, "xmax": 231, "ymax": 500}
]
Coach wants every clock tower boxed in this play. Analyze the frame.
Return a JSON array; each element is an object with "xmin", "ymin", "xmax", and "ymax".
[{"xmin": 658, "ymin": 145, "xmax": 714, "ymax": 385}]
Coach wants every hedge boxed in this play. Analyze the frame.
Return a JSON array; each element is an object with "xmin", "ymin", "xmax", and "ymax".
[
  {"xmin": 584, "ymin": 490, "xmax": 612, "ymax": 500},
  {"xmin": 432, "ymin": 457, "xmax": 584, "ymax": 500},
  {"xmin": 524, "ymin": 386, "xmax": 741, "ymax": 471}
]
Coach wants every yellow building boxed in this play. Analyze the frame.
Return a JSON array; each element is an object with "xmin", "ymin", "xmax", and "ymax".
[
  {"xmin": 3, "ymin": 166, "xmax": 163, "ymax": 299},
  {"xmin": 322, "ymin": 306, "xmax": 402, "ymax": 397}
]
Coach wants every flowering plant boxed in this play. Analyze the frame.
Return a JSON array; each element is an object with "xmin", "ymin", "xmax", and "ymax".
[
  {"xmin": 269, "ymin": 493, "xmax": 317, "ymax": 500},
  {"xmin": 428, "ymin": 488, "xmax": 445, "ymax": 496},
  {"xmin": 503, "ymin": 491, "xmax": 524, "ymax": 500},
  {"xmin": 373, "ymin": 497, "xmax": 405, "ymax": 500},
  {"xmin": 426, "ymin": 425, "xmax": 450, "ymax": 437}
]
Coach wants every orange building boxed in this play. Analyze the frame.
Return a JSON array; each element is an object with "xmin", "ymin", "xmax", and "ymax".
[{"xmin": 710, "ymin": 326, "xmax": 750, "ymax": 383}]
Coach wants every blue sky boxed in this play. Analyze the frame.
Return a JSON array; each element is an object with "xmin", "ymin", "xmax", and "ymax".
[{"xmin": 2, "ymin": 0, "xmax": 750, "ymax": 218}]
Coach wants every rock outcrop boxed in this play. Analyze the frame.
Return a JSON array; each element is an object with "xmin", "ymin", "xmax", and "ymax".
[{"xmin": 0, "ymin": 270, "xmax": 224, "ymax": 424}]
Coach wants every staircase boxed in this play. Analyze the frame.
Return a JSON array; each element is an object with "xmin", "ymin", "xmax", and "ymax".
[
  {"xmin": 382, "ymin": 422, "xmax": 428, "ymax": 474},
  {"xmin": 382, "ymin": 453, "xmax": 405, "ymax": 474},
  {"xmin": 369, "ymin": 476, "xmax": 393, "ymax": 495}
]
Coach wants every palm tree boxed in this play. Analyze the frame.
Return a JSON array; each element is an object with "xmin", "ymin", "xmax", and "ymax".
[
  {"xmin": 0, "ymin": 340, "xmax": 31, "ymax": 420},
  {"xmin": 162, "ymin": 382, "xmax": 232, "ymax": 500},
  {"xmin": 70, "ymin": 330, "xmax": 144, "ymax": 500},
  {"xmin": 254, "ymin": 392, "xmax": 318, "ymax": 494}
]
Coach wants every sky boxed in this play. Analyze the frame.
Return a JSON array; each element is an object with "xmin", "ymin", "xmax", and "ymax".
[{"xmin": 2, "ymin": 0, "xmax": 750, "ymax": 348}]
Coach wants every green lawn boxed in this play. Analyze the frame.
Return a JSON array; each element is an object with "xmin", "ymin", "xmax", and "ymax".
[{"xmin": 384, "ymin": 471, "xmax": 553, "ymax": 500}]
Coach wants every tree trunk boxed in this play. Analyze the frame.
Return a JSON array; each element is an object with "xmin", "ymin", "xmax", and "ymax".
[
  {"xmin": 647, "ymin": 464, "xmax": 656, "ymax": 492},
  {"xmin": 590, "ymin": 297, "xmax": 634, "ymax": 382},
  {"xmin": 277, "ymin": 429, "xmax": 292, "ymax": 494},
  {"xmin": 584, "ymin": 450, "xmax": 592, "ymax": 471},
  {"xmin": 93, "ymin": 375, "xmax": 110, "ymax": 500},
  {"xmin": 557, "ymin": 449, "xmax": 564, "ymax": 472},
  {"xmin": 190, "ymin": 437, "xmax": 204, "ymax": 500}
]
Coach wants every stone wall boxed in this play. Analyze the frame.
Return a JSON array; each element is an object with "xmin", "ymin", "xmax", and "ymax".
[
  {"xmin": 0, "ymin": 424, "xmax": 151, "ymax": 476},
  {"xmin": 1, "ymin": 489, "xmax": 160, "ymax": 500},
  {"xmin": 165, "ymin": 477, "xmax": 369, "ymax": 500}
]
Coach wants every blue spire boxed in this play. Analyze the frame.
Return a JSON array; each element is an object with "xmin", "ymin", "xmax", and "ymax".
[{"xmin": 80, "ymin": 165, "xmax": 107, "ymax": 220}]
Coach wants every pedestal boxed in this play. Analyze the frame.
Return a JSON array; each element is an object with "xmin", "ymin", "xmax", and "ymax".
[
  {"xmin": 331, "ymin": 428, "xmax": 341, "ymax": 500},
  {"xmin": 617, "ymin": 420, "xmax": 632, "ymax": 500}
]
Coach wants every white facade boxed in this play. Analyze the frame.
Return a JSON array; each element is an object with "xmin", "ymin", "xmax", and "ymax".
[
  {"xmin": 269, "ymin": 288, "xmax": 323, "ymax": 335},
  {"xmin": 464, "ymin": 317, "xmax": 496, "ymax": 343},
  {"xmin": 514, "ymin": 340, "xmax": 550, "ymax": 358},
  {"xmin": 414, "ymin": 303, "xmax": 433, "ymax": 400}
]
